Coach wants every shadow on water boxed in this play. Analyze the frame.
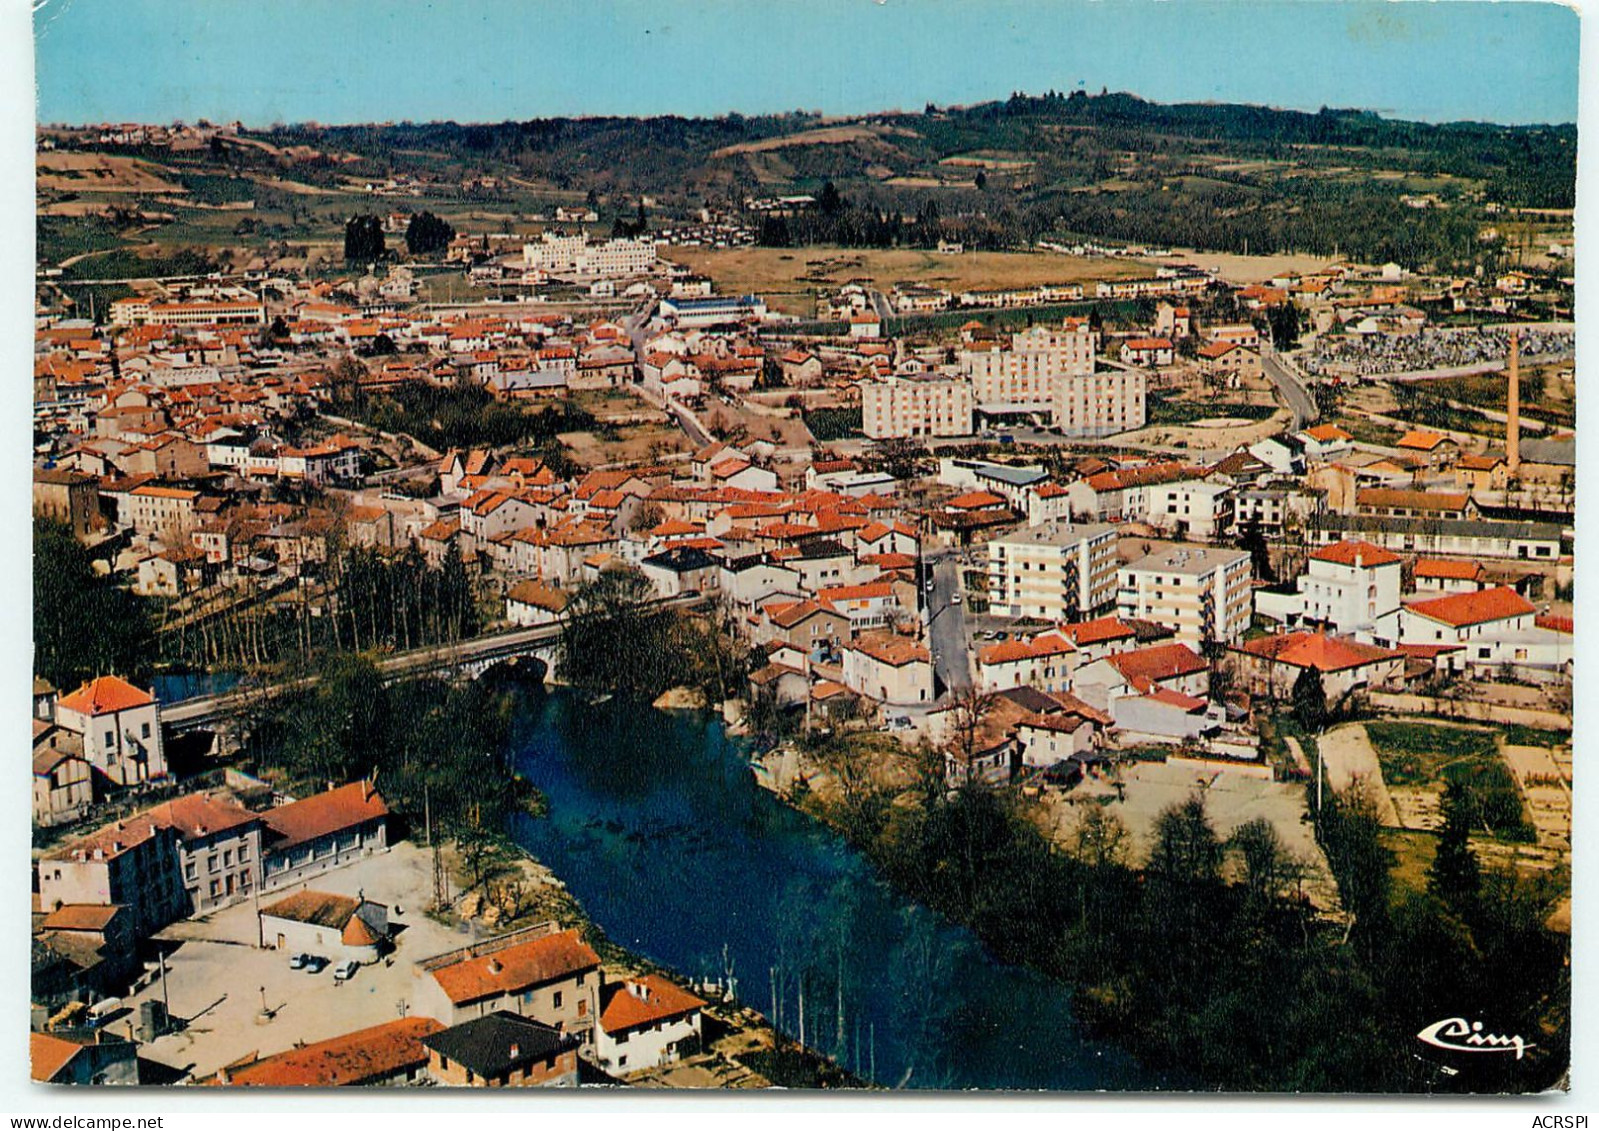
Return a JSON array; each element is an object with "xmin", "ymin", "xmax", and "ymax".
[{"xmin": 510, "ymin": 690, "xmax": 1176, "ymax": 1092}]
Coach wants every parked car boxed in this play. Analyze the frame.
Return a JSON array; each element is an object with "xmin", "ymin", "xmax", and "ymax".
[
  {"xmin": 302, "ymin": 955, "xmax": 329, "ymax": 974},
  {"xmin": 287, "ymin": 953, "xmax": 308, "ymax": 970},
  {"xmin": 951, "ymin": 591, "xmax": 963, "ymax": 605},
  {"xmin": 332, "ymin": 959, "xmax": 360, "ymax": 983}
]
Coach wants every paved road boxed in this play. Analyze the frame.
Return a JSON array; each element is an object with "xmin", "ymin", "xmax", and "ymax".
[
  {"xmin": 924, "ymin": 553, "xmax": 972, "ymax": 694},
  {"xmin": 1262, "ymin": 348, "xmax": 1318, "ymax": 429}
]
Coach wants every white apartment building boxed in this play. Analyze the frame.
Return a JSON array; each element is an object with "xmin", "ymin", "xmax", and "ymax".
[
  {"xmin": 987, "ymin": 522, "xmax": 1121, "ymax": 620},
  {"xmin": 522, "ymin": 232, "xmax": 657, "ymax": 278},
  {"xmin": 1116, "ymin": 546, "xmax": 1253, "ymax": 647},
  {"xmin": 861, "ymin": 375, "xmax": 974, "ymax": 439},
  {"xmin": 960, "ymin": 319, "xmax": 1099, "ymax": 410},
  {"xmin": 1051, "ymin": 369, "xmax": 1147, "ymax": 437},
  {"xmin": 1254, "ymin": 539, "xmax": 1402, "ymax": 637},
  {"xmin": 1144, "ymin": 480, "xmax": 1234, "ymax": 542}
]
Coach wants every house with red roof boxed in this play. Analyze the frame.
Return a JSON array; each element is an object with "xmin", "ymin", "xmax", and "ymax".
[
  {"xmin": 215, "ymin": 1017, "xmax": 443, "ymax": 1087},
  {"xmin": 1396, "ymin": 586, "xmax": 1568, "ymax": 672},
  {"xmin": 53, "ymin": 675, "xmax": 167, "ymax": 786},
  {"xmin": 975, "ymin": 631, "xmax": 1079, "ymax": 695},
  {"xmin": 1229, "ymin": 630, "xmax": 1406, "ymax": 701},
  {"xmin": 842, "ymin": 631, "xmax": 934, "ymax": 708},
  {"xmin": 1255, "ymin": 539, "xmax": 1402, "ymax": 637},
  {"xmin": 416, "ymin": 925, "xmax": 601, "ymax": 1036},
  {"xmin": 1073, "ymin": 642, "xmax": 1209, "ymax": 709},
  {"xmin": 1412, "ymin": 558, "xmax": 1488, "ymax": 596},
  {"xmin": 259, "ymin": 890, "xmax": 390, "ymax": 964},
  {"xmin": 39, "ymin": 789, "xmax": 265, "ymax": 936},
  {"xmin": 259, "ymin": 780, "xmax": 390, "ymax": 893},
  {"xmin": 31, "ymin": 1031, "xmax": 139, "ymax": 1086},
  {"xmin": 595, "ymin": 975, "xmax": 707, "ymax": 1074}
]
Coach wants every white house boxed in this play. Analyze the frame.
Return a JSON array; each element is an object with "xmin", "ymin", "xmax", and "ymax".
[
  {"xmin": 594, "ymin": 975, "xmax": 706, "ymax": 1074},
  {"xmin": 52, "ymin": 676, "xmax": 167, "ymax": 787}
]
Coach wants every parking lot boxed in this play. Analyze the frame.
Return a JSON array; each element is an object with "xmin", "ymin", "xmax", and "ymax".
[{"xmin": 121, "ymin": 842, "xmax": 498, "ymax": 1081}]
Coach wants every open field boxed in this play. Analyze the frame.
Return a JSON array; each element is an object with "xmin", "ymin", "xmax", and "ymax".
[
  {"xmin": 710, "ymin": 123, "xmax": 902, "ymax": 158},
  {"xmin": 664, "ymin": 246, "xmax": 1152, "ymax": 305},
  {"xmin": 38, "ymin": 152, "xmax": 186, "ymax": 194},
  {"xmin": 558, "ymin": 423, "xmax": 692, "ymax": 468}
]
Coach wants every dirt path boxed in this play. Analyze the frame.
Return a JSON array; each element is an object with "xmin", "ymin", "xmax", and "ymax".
[{"xmin": 1317, "ymin": 723, "xmax": 1401, "ymax": 827}]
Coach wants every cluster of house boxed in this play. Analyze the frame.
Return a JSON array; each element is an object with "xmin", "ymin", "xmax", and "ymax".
[
  {"xmin": 33, "ymin": 775, "xmax": 390, "ymax": 1013},
  {"xmin": 32, "ymin": 766, "xmax": 710, "ymax": 1088}
]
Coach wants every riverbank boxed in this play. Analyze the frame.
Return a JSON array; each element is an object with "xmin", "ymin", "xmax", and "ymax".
[{"xmin": 435, "ymin": 831, "xmax": 862, "ymax": 1089}]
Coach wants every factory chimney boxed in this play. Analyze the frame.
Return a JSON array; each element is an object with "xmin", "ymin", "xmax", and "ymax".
[{"xmin": 1507, "ymin": 330, "xmax": 1522, "ymax": 477}]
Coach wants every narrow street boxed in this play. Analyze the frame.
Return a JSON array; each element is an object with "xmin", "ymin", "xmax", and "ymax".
[{"xmin": 924, "ymin": 551, "xmax": 972, "ymax": 694}]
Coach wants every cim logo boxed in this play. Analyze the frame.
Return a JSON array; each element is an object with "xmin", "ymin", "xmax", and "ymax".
[{"xmin": 1417, "ymin": 1016, "xmax": 1535, "ymax": 1060}]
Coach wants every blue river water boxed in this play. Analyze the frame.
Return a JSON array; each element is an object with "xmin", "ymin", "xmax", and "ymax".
[
  {"xmin": 153, "ymin": 670, "xmax": 241, "ymax": 704},
  {"xmin": 509, "ymin": 690, "xmax": 1167, "ymax": 1092}
]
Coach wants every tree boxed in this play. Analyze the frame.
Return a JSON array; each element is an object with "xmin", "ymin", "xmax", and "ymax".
[
  {"xmin": 1428, "ymin": 778, "xmax": 1481, "ymax": 909},
  {"xmin": 817, "ymin": 180, "xmax": 844, "ymax": 218},
  {"xmin": 1292, "ymin": 666, "xmax": 1327, "ymax": 731},
  {"xmin": 974, "ymin": 171, "xmax": 988, "ymax": 192},
  {"xmin": 343, "ymin": 214, "xmax": 385, "ymax": 263},
  {"xmin": 941, "ymin": 685, "xmax": 999, "ymax": 790},
  {"xmin": 33, "ymin": 519, "xmax": 155, "ymax": 690},
  {"xmin": 1230, "ymin": 816, "xmax": 1293, "ymax": 903},
  {"xmin": 1148, "ymin": 792, "xmax": 1223, "ymax": 885},
  {"xmin": 557, "ymin": 567, "xmax": 675, "ymax": 698},
  {"xmin": 1236, "ymin": 517, "xmax": 1276, "ymax": 583},
  {"xmin": 1267, "ymin": 302, "xmax": 1300, "ymax": 350},
  {"xmin": 1066, "ymin": 804, "xmax": 1128, "ymax": 870},
  {"xmin": 405, "ymin": 211, "xmax": 455, "ymax": 256}
]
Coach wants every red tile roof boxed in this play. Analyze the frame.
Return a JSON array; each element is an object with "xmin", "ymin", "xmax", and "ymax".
[
  {"xmin": 428, "ymin": 929, "xmax": 600, "ymax": 1006},
  {"xmin": 56, "ymin": 675, "xmax": 154, "ymax": 716},
  {"xmin": 220, "ymin": 1018, "xmax": 443, "ymax": 1087},
  {"xmin": 1237, "ymin": 632, "xmax": 1400, "ymax": 673},
  {"xmin": 31, "ymin": 1032, "xmax": 84, "ymax": 1083},
  {"xmin": 40, "ymin": 904, "xmax": 122, "ymax": 932},
  {"xmin": 262, "ymin": 782, "xmax": 388, "ymax": 851},
  {"xmin": 1414, "ymin": 558, "xmax": 1485, "ymax": 581},
  {"xmin": 946, "ymin": 490, "xmax": 1007, "ymax": 511},
  {"xmin": 1105, "ymin": 643, "xmax": 1206, "ymax": 684},
  {"xmin": 1356, "ymin": 488, "xmax": 1469, "ymax": 513},
  {"xmin": 600, "ymin": 975, "xmax": 706, "ymax": 1035},
  {"xmin": 1058, "ymin": 616, "xmax": 1136, "ymax": 646},
  {"xmin": 847, "ymin": 632, "xmax": 931, "ymax": 667},
  {"xmin": 1309, "ymin": 539, "xmax": 1402, "ymax": 568},
  {"xmin": 1406, "ymin": 586, "xmax": 1535, "ymax": 628},
  {"xmin": 1396, "ymin": 430, "xmax": 1448, "ymax": 451},
  {"xmin": 260, "ymin": 890, "xmax": 362, "ymax": 930}
]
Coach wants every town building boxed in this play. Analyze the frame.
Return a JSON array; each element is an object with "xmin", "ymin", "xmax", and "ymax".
[
  {"xmin": 52, "ymin": 676, "xmax": 167, "ymax": 787},
  {"xmin": 415, "ymin": 926, "xmax": 601, "ymax": 1038},
  {"xmin": 1254, "ymin": 539, "xmax": 1402, "ymax": 636},
  {"xmin": 986, "ymin": 522, "xmax": 1120, "ymax": 621},
  {"xmin": 860, "ymin": 374, "xmax": 974, "ymax": 439},
  {"xmin": 215, "ymin": 1018, "xmax": 444, "ymax": 1087},
  {"xmin": 594, "ymin": 975, "xmax": 707, "ymax": 1075},
  {"xmin": 841, "ymin": 632, "xmax": 934, "ymax": 707},
  {"xmin": 1116, "ymin": 546, "xmax": 1253, "ymax": 647},
  {"xmin": 422, "ymin": 1012, "xmax": 580, "ymax": 1088}
]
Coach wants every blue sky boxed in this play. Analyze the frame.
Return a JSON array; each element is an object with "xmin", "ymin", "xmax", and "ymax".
[{"xmin": 34, "ymin": 0, "xmax": 1580, "ymax": 127}]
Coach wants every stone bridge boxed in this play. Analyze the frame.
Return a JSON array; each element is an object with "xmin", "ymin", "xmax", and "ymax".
[{"xmin": 162, "ymin": 591, "xmax": 708, "ymax": 735}]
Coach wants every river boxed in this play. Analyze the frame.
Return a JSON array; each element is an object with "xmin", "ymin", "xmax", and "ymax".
[{"xmin": 508, "ymin": 690, "xmax": 1167, "ymax": 1092}]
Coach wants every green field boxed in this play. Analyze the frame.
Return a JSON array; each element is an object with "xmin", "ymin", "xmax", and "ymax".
[{"xmin": 1364, "ymin": 721, "xmax": 1534, "ymax": 842}]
